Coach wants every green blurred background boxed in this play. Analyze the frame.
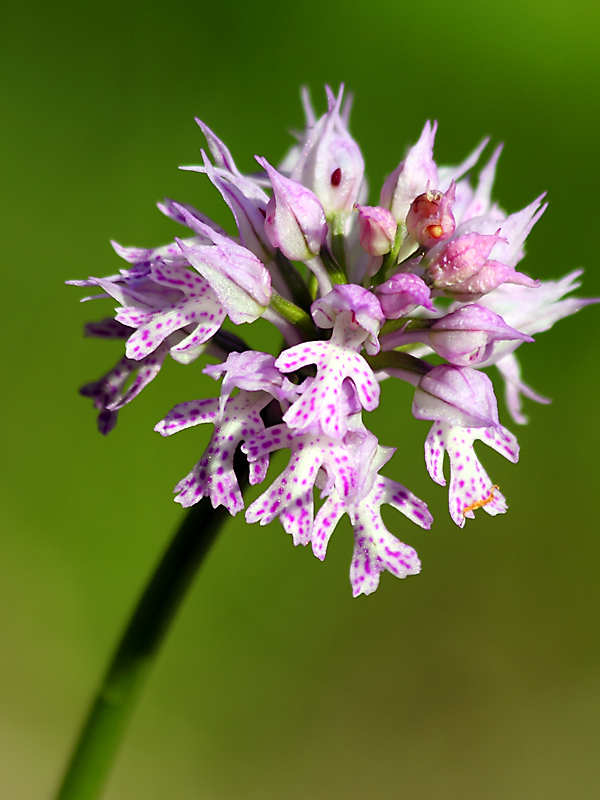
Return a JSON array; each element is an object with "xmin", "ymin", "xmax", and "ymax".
[{"xmin": 2, "ymin": 1, "xmax": 600, "ymax": 797}]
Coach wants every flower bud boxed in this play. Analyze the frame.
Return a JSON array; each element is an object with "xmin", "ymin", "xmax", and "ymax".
[
  {"xmin": 427, "ymin": 304, "xmax": 533, "ymax": 365},
  {"xmin": 256, "ymin": 157, "xmax": 328, "ymax": 261},
  {"xmin": 354, "ymin": 204, "xmax": 397, "ymax": 256},
  {"xmin": 291, "ymin": 86, "xmax": 364, "ymax": 217},
  {"xmin": 174, "ymin": 204, "xmax": 272, "ymax": 325},
  {"xmin": 412, "ymin": 365, "xmax": 500, "ymax": 428},
  {"xmin": 375, "ymin": 273, "xmax": 433, "ymax": 319},
  {"xmin": 425, "ymin": 231, "xmax": 539, "ymax": 300},
  {"xmin": 428, "ymin": 232, "xmax": 501, "ymax": 287},
  {"xmin": 406, "ymin": 182, "xmax": 456, "ymax": 249}
]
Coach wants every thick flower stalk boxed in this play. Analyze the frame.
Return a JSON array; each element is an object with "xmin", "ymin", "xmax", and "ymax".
[{"xmin": 72, "ymin": 84, "xmax": 597, "ymax": 596}]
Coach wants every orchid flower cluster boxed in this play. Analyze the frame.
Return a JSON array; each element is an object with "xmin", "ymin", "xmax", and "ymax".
[{"xmin": 71, "ymin": 86, "xmax": 595, "ymax": 596}]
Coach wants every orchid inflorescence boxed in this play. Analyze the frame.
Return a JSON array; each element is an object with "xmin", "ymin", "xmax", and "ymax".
[{"xmin": 71, "ymin": 86, "xmax": 595, "ymax": 596}]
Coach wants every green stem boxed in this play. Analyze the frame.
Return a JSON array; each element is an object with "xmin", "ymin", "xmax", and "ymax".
[
  {"xmin": 330, "ymin": 212, "xmax": 348, "ymax": 278},
  {"xmin": 270, "ymin": 291, "xmax": 316, "ymax": 337},
  {"xmin": 318, "ymin": 246, "xmax": 347, "ymax": 286},
  {"xmin": 54, "ymin": 460, "xmax": 248, "ymax": 800},
  {"xmin": 366, "ymin": 350, "xmax": 432, "ymax": 376},
  {"xmin": 369, "ymin": 225, "xmax": 404, "ymax": 287},
  {"xmin": 274, "ymin": 251, "xmax": 313, "ymax": 313},
  {"xmin": 380, "ymin": 317, "xmax": 431, "ymax": 338}
]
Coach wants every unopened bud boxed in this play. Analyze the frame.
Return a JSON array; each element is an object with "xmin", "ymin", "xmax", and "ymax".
[
  {"xmin": 424, "ymin": 231, "xmax": 540, "ymax": 300},
  {"xmin": 413, "ymin": 365, "xmax": 500, "ymax": 429},
  {"xmin": 354, "ymin": 204, "xmax": 397, "ymax": 256},
  {"xmin": 291, "ymin": 86, "xmax": 365, "ymax": 217},
  {"xmin": 428, "ymin": 231, "xmax": 500, "ymax": 288},
  {"xmin": 375, "ymin": 273, "xmax": 433, "ymax": 319},
  {"xmin": 256, "ymin": 157, "xmax": 328, "ymax": 262}
]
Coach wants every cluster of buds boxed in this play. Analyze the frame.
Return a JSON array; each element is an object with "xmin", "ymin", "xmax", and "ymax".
[{"xmin": 71, "ymin": 86, "xmax": 596, "ymax": 595}]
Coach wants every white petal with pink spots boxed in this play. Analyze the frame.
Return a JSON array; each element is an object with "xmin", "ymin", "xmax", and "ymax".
[
  {"xmin": 243, "ymin": 425, "xmax": 355, "ymax": 545},
  {"xmin": 425, "ymin": 421, "xmax": 519, "ymax": 528},
  {"xmin": 156, "ymin": 392, "xmax": 273, "ymax": 514},
  {"xmin": 277, "ymin": 340, "xmax": 379, "ymax": 439}
]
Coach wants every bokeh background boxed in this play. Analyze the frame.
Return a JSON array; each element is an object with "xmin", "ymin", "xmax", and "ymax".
[{"xmin": 2, "ymin": 1, "xmax": 600, "ymax": 798}]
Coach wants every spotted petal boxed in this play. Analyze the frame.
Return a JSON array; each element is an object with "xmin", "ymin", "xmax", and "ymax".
[
  {"xmin": 156, "ymin": 391, "xmax": 273, "ymax": 513},
  {"xmin": 243, "ymin": 425, "xmax": 355, "ymax": 545},
  {"xmin": 277, "ymin": 340, "xmax": 379, "ymax": 438},
  {"xmin": 123, "ymin": 263, "xmax": 226, "ymax": 360},
  {"xmin": 349, "ymin": 476, "xmax": 430, "ymax": 596},
  {"xmin": 425, "ymin": 421, "xmax": 519, "ymax": 528}
]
